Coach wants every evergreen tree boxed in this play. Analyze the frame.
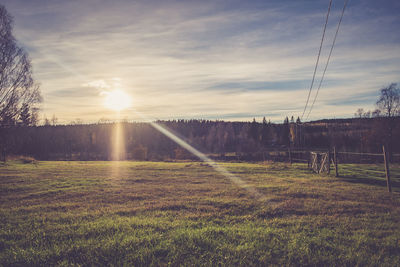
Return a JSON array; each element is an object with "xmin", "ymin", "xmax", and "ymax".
[
  {"xmin": 282, "ymin": 117, "xmax": 290, "ymax": 146},
  {"xmin": 249, "ymin": 118, "xmax": 259, "ymax": 142},
  {"xmin": 284, "ymin": 116, "xmax": 289, "ymax": 124},
  {"xmin": 261, "ymin": 117, "xmax": 269, "ymax": 146}
]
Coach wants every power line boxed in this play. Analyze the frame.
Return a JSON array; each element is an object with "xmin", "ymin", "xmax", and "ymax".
[
  {"xmin": 301, "ymin": 0, "xmax": 333, "ymax": 120},
  {"xmin": 306, "ymin": 0, "xmax": 349, "ymax": 120}
]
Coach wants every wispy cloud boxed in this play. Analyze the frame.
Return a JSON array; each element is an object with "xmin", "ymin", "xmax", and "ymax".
[
  {"xmin": 3, "ymin": 0, "xmax": 400, "ymax": 123},
  {"xmin": 82, "ymin": 80, "xmax": 110, "ymax": 89}
]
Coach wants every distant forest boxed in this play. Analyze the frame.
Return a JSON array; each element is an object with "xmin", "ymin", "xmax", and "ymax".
[{"xmin": 1, "ymin": 116, "xmax": 399, "ymax": 161}]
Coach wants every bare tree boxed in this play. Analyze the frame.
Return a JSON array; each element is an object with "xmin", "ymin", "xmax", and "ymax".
[
  {"xmin": 363, "ymin": 110, "xmax": 371, "ymax": 118},
  {"xmin": 0, "ymin": 4, "xmax": 41, "ymax": 126},
  {"xmin": 354, "ymin": 108, "xmax": 365, "ymax": 118},
  {"xmin": 354, "ymin": 108, "xmax": 371, "ymax": 119},
  {"xmin": 372, "ymin": 109, "xmax": 381, "ymax": 118},
  {"xmin": 43, "ymin": 116, "xmax": 51, "ymax": 126},
  {"xmin": 376, "ymin": 83, "xmax": 400, "ymax": 160},
  {"xmin": 51, "ymin": 114, "xmax": 58, "ymax": 126},
  {"xmin": 376, "ymin": 83, "xmax": 400, "ymax": 117}
]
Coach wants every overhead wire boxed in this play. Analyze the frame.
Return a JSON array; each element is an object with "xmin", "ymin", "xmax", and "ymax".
[
  {"xmin": 306, "ymin": 0, "xmax": 349, "ymax": 120},
  {"xmin": 301, "ymin": 0, "xmax": 333, "ymax": 120}
]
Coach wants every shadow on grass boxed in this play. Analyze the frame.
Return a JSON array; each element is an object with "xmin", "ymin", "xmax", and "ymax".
[{"xmin": 338, "ymin": 174, "xmax": 400, "ymax": 192}]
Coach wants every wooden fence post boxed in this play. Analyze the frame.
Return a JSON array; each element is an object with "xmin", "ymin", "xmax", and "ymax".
[
  {"xmin": 334, "ymin": 147, "xmax": 339, "ymax": 177},
  {"xmin": 288, "ymin": 148, "xmax": 292, "ymax": 164},
  {"xmin": 327, "ymin": 150, "xmax": 331, "ymax": 174},
  {"xmin": 383, "ymin": 145, "xmax": 392, "ymax": 193}
]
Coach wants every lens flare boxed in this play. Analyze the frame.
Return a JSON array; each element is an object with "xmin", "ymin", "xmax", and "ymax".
[
  {"xmin": 111, "ymin": 122, "xmax": 126, "ymax": 161},
  {"xmin": 132, "ymin": 110, "xmax": 266, "ymax": 201}
]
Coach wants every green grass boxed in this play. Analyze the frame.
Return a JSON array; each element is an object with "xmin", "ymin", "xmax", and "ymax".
[{"xmin": 1, "ymin": 161, "xmax": 400, "ymax": 266}]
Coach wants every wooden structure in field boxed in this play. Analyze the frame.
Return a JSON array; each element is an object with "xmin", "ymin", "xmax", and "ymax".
[
  {"xmin": 310, "ymin": 151, "xmax": 330, "ymax": 174},
  {"xmin": 308, "ymin": 146, "xmax": 393, "ymax": 194}
]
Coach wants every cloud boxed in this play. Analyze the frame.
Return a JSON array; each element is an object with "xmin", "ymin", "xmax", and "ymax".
[
  {"xmin": 2, "ymin": 0, "xmax": 399, "ymax": 123},
  {"xmin": 82, "ymin": 80, "xmax": 110, "ymax": 89}
]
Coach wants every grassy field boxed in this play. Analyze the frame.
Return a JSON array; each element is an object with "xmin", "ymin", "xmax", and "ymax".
[{"xmin": 1, "ymin": 160, "xmax": 400, "ymax": 266}]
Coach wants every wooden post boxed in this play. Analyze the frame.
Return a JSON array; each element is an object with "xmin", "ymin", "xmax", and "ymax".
[
  {"xmin": 334, "ymin": 147, "xmax": 339, "ymax": 177},
  {"xmin": 327, "ymin": 150, "xmax": 331, "ymax": 174},
  {"xmin": 383, "ymin": 145, "xmax": 392, "ymax": 193},
  {"xmin": 288, "ymin": 148, "xmax": 292, "ymax": 164}
]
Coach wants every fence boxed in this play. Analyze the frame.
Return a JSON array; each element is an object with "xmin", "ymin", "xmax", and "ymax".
[
  {"xmin": 212, "ymin": 146, "xmax": 400, "ymax": 193},
  {"xmin": 335, "ymin": 147, "xmax": 400, "ymax": 193},
  {"xmin": 304, "ymin": 146, "xmax": 399, "ymax": 193},
  {"xmin": 214, "ymin": 149, "xmax": 311, "ymax": 163}
]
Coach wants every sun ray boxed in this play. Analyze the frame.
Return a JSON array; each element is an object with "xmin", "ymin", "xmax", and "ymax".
[{"xmin": 131, "ymin": 109, "xmax": 266, "ymax": 201}]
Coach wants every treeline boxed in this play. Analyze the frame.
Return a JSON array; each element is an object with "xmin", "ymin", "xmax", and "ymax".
[{"xmin": 1, "ymin": 117, "xmax": 399, "ymax": 161}]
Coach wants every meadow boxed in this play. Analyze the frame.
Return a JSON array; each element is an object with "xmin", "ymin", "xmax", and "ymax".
[{"xmin": 1, "ymin": 160, "xmax": 400, "ymax": 266}]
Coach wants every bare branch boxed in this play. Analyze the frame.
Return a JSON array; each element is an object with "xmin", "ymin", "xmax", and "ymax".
[
  {"xmin": 376, "ymin": 83, "xmax": 400, "ymax": 118},
  {"xmin": 0, "ymin": 4, "xmax": 41, "ymax": 126}
]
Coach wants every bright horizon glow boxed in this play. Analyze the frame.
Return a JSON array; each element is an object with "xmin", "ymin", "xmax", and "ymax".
[{"xmin": 103, "ymin": 90, "xmax": 132, "ymax": 112}]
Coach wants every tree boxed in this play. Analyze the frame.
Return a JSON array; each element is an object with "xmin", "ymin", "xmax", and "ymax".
[
  {"xmin": 0, "ymin": 5, "xmax": 41, "ymax": 126},
  {"xmin": 249, "ymin": 118, "xmax": 259, "ymax": 142},
  {"xmin": 372, "ymin": 109, "xmax": 381, "ymax": 118},
  {"xmin": 354, "ymin": 108, "xmax": 365, "ymax": 118},
  {"xmin": 51, "ymin": 114, "xmax": 58, "ymax": 126},
  {"xmin": 284, "ymin": 117, "xmax": 289, "ymax": 124},
  {"xmin": 44, "ymin": 116, "xmax": 51, "ymax": 126},
  {"xmin": 19, "ymin": 103, "xmax": 31, "ymax": 125},
  {"xmin": 262, "ymin": 116, "xmax": 267, "ymax": 125},
  {"xmin": 354, "ymin": 108, "xmax": 371, "ymax": 119},
  {"xmin": 70, "ymin": 118, "xmax": 83, "ymax": 125},
  {"xmin": 261, "ymin": 117, "xmax": 270, "ymax": 146},
  {"xmin": 281, "ymin": 116, "xmax": 290, "ymax": 146},
  {"xmin": 376, "ymin": 83, "xmax": 400, "ymax": 117},
  {"xmin": 375, "ymin": 83, "xmax": 400, "ymax": 159}
]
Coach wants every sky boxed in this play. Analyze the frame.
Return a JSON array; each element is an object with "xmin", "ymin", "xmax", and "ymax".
[{"xmin": 2, "ymin": 0, "xmax": 400, "ymax": 123}]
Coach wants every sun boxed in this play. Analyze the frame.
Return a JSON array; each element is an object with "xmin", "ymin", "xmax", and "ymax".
[{"xmin": 103, "ymin": 90, "xmax": 132, "ymax": 111}]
